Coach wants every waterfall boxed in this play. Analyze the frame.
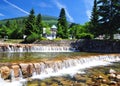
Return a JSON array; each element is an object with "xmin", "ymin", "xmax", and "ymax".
[
  {"xmin": 4, "ymin": 45, "xmax": 76, "ymax": 52},
  {"xmin": 0, "ymin": 73, "xmax": 22, "ymax": 86},
  {"xmin": 31, "ymin": 55, "xmax": 120, "ymax": 79},
  {"xmin": 0, "ymin": 55, "xmax": 120, "ymax": 86},
  {"xmin": 19, "ymin": 69, "xmax": 23, "ymax": 80},
  {"xmin": 10, "ymin": 69, "xmax": 15, "ymax": 81},
  {"xmin": 0, "ymin": 73, "xmax": 4, "ymax": 82}
]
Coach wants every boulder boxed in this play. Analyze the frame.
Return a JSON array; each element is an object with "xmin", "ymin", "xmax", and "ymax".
[
  {"xmin": 109, "ymin": 69, "xmax": 116, "ymax": 74},
  {"xmin": 116, "ymin": 74, "xmax": 120, "ymax": 79},
  {"xmin": 19, "ymin": 63, "xmax": 33, "ymax": 78},
  {"xmin": 11, "ymin": 65, "xmax": 20, "ymax": 77},
  {"xmin": 0, "ymin": 66, "xmax": 10, "ymax": 79}
]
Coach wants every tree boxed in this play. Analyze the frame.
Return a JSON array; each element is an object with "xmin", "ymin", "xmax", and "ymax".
[
  {"xmin": 57, "ymin": 23, "xmax": 63, "ymax": 38},
  {"xmin": 69, "ymin": 23, "xmax": 91, "ymax": 39},
  {"xmin": 5, "ymin": 20, "xmax": 10, "ymax": 28},
  {"xmin": 24, "ymin": 9, "xmax": 36, "ymax": 36},
  {"xmin": 97, "ymin": 0, "xmax": 120, "ymax": 39},
  {"xmin": 90, "ymin": 0, "xmax": 99, "ymax": 37},
  {"xmin": 36, "ymin": 13, "xmax": 43, "ymax": 38},
  {"xmin": 0, "ymin": 25, "xmax": 8, "ymax": 38},
  {"xmin": 57, "ymin": 8, "xmax": 69, "ymax": 39},
  {"xmin": 69, "ymin": 23, "xmax": 80, "ymax": 39}
]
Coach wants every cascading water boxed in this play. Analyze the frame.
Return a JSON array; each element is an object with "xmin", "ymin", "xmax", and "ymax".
[
  {"xmin": 31, "ymin": 55, "xmax": 120, "ymax": 79},
  {"xmin": 19, "ymin": 69, "xmax": 23, "ymax": 80},
  {"xmin": 1, "ymin": 45, "xmax": 76, "ymax": 52},
  {"xmin": 10, "ymin": 69, "xmax": 15, "ymax": 81},
  {"xmin": 0, "ymin": 55, "xmax": 120, "ymax": 86}
]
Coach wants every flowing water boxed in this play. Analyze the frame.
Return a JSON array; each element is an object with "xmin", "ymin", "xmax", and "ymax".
[
  {"xmin": 0, "ymin": 46, "xmax": 120, "ymax": 86},
  {"xmin": 0, "ymin": 45, "xmax": 76, "ymax": 52}
]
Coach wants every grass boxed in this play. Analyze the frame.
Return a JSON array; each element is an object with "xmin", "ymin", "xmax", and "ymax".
[{"xmin": 3, "ymin": 39, "xmax": 23, "ymax": 43}]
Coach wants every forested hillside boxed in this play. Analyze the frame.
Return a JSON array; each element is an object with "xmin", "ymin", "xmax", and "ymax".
[{"xmin": 0, "ymin": 15, "xmax": 58, "ymax": 26}]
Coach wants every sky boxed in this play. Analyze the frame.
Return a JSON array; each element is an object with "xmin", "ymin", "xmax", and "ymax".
[{"xmin": 0, "ymin": 0, "xmax": 94, "ymax": 24}]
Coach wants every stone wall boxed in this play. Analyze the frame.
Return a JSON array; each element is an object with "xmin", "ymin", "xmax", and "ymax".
[
  {"xmin": 76, "ymin": 39, "xmax": 120, "ymax": 53},
  {"xmin": 33, "ymin": 40, "xmax": 76, "ymax": 46}
]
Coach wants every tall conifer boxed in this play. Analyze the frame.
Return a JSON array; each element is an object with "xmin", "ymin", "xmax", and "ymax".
[{"xmin": 57, "ymin": 8, "xmax": 68, "ymax": 39}]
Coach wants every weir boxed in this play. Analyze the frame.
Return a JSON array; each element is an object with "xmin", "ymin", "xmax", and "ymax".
[
  {"xmin": 0, "ymin": 44, "xmax": 76, "ymax": 52},
  {"xmin": 0, "ymin": 54, "xmax": 120, "ymax": 86}
]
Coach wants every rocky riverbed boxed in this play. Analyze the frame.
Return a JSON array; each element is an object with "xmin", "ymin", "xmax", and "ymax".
[{"xmin": 27, "ymin": 61, "xmax": 120, "ymax": 86}]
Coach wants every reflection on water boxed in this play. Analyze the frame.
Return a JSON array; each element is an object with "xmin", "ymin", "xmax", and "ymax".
[{"xmin": 0, "ymin": 52, "xmax": 99, "ymax": 62}]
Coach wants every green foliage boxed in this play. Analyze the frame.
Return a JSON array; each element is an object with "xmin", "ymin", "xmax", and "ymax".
[
  {"xmin": 9, "ymin": 28, "xmax": 23, "ymax": 39},
  {"xmin": 88, "ymin": 0, "xmax": 120, "ymax": 39},
  {"xmin": 89, "ymin": 0, "xmax": 99, "ymax": 37},
  {"xmin": 57, "ymin": 8, "xmax": 69, "ymax": 39},
  {"xmin": 76, "ymin": 33, "xmax": 94, "ymax": 39},
  {"xmin": 0, "ymin": 25, "xmax": 8, "ymax": 38},
  {"xmin": 97, "ymin": 0, "xmax": 120, "ymax": 39},
  {"xmin": 69, "ymin": 23, "xmax": 90, "ymax": 39},
  {"xmin": 25, "ymin": 9, "xmax": 36, "ymax": 36},
  {"xmin": 41, "ymin": 37, "xmax": 48, "ymax": 40},
  {"xmin": 26, "ymin": 32, "xmax": 39, "ymax": 43},
  {"xmin": 0, "ymin": 20, "xmax": 23, "ymax": 39},
  {"xmin": 24, "ymin": 9, "xmax": 44, "ymax": 42},
  {"xmin": 45, "ymin": 27, "xmax": 51, "ymax": 35},
  {"xmin": 57, "ymin": 23, "xmax": 64, "ymax": 38},
  {"xmin": 54, "ymin": 37, "xmax": 62, "ymax": 41},
  {"xmin": 36, "ymin": 13, "xmax": 43, "ymax": 36},
  {"xmin": 0, "ymin": 15, "xmax": 58, "ymax": 26}
]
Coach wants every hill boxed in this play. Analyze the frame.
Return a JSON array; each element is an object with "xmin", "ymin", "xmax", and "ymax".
[{"xmin": 0, "ymin": 15, "xmax": 58, "ymax": 26}]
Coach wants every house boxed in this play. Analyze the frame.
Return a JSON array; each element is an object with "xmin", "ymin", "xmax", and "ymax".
[{"xmin": 42, "ymin": 25, "xmax": 57, "ymax": 40}]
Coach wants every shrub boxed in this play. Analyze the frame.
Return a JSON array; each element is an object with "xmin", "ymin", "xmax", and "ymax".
[
  {"xmin": 26, "ymin": 32, "xmax": 39, "ymax": 43},
  {"xmin": 41, "ymin": 37, "xmax": 48, "ymax": 40},
  {"xmin": 54, "ymin": 37, "xmax": 62, "ymax": 41},
  {"xmin": 76, "ymin": 33, "xmax": 94, "ymax": 39}
]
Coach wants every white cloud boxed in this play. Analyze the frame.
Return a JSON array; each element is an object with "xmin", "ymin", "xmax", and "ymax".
[
  {"xmin": 86, "ymin": 10, "xmax": 91, "ymax": 19},
  {"xmin": 54, "ymin": 0, "xmax": 74, "ymax": 22},
  {"xmin": 0, "ymin": 13, "xmax": 4, "ymax": 16},
  {"xmin": 3, "ymin": 0, "xmax": 29, "ymax": 15},
  {"xmin": 84, "ymin": 0, "xmax": 94, "ymax": 19}
]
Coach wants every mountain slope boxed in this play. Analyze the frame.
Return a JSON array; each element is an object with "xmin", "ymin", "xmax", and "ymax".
[{"xmin": 0, "ymin": 15, "xmax": 58, "ymax": 25}]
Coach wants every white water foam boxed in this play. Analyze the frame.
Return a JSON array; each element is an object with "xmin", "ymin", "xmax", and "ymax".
[
  {"xmin": 0, "ymin": 55, "xmax": 120, "ymax": 86},
  {"xmin": 7, "ymin": 46, "xmax": 76, "ymax": 52}
]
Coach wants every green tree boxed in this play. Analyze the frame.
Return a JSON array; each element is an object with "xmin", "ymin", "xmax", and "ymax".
[
  {"xmin": 69, "ymin": 23, "xmax": 80, "ymax": 39},
  {"xmin": 69, "ymin": 23, "xmax": 90, "ymax": 39},
  {"xmin": 24, "ymin": 9, "xmax": 36, "ymax": 36},
  {"xmin": 97, "ymin": 0, "xmax": 120, "ymax": 39},
  {"xmin": 5, "ymin": 20, "xmax": 10, "ymax": 28},
  {"xmin": 57, "ymin": 23, "xmax": 63, "ymax": 38},
  {"xmin": 90, "ymin": 0, "xmax": 99, "ymax": 37},
  {"xmin": 0, "ymin": 25, "xmax": 8, "ymax": 38},
  {"xmin": 57, "ymin": 8, "xmax": 68, "ymax": 39},
  {"xmin": 7, "ymin": 20, "xmax": 23, "ymax": 39},
  {"xmin": 36, "ymin": 13, "xmax": 43, "ymax": 38}
]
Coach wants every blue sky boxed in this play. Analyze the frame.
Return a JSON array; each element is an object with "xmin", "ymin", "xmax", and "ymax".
[{"xmin": 0, "ymin": 0, "xmax": 94, "ymax": 24}]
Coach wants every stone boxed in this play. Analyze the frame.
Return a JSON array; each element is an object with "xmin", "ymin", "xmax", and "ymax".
[
  {"xmin": 33, "ymin": 63, "xmax": 41, "ymax": 74},
  {"xmin": 109, "ymin": 69, "xmax": 116, "ymax": 74},
  {"xmin": 116, "ymin": 74, "xmax": 120, "ymax": 79},
  {"xmin": 109, "ymin": 73, "xmax": 116, "ymax": 79},
  {"xmin": 19, "ymin": 63, "xmax": 33, "ymax": 78},
  {"xmin": 11, "ymin": 65, "xmax": 20, "ymax": 77},
  {"xmin": 0, "ymin": 66, "xmax": 10, "ymax": 79},
  {"xmin": 109, "ymin": 81, "xmax": 117, "ymax": 85}
]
